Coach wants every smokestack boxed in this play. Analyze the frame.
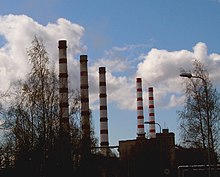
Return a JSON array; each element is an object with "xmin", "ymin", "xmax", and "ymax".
[
  {"xmin": 58, "ymin": 40, "xmax": 71, "ymax": 172},
  {"xmin": 58, "ymin": 40, "xmax": 70, "ymax": 133},
  {"xmin": 80, "ymin": 55, "xmax": 91, "ymax": 154},
  {"xmin": 148, "ymin": 87, "xmax": 156, "ymax": 138},
  {"xmin": 99, "ymin": 67, "xmax": 109, "ymax": 155},
  {"xmin": 136, "ymin": 78, "xmax": 145, "ymax": 139}
]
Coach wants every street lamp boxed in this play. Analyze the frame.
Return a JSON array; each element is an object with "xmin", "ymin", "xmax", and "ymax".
[
  {"xmin": 180, "ymin": 72, "xmax": 211, "ymax": 177},
  {"xmin": 144, "ymin": 121, "xmax": 162, "ymax": 133}
]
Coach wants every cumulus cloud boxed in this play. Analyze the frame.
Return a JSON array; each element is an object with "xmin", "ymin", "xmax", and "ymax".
[
  {"xmin": 89, "ymin": 42, "xmax": 220, "ymax": 111},
  {"xmin": 88, "ymin": 62, "xmax": 136, "ymax": 110},
  {"xmin": 0, "ymin": 14, "xmax": 85, "ymax": 92},
  {"xmin": 136, "ymin": 42, "xmax": 220, "ymax": 108},
  {"xmin": 92, "ymin": 58, "xmax": 129, "ymax": 73}
]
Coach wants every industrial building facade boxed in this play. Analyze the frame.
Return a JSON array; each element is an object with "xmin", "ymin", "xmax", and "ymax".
[{"xmin": 118, "ymin": 129, "xmax": 176, "ymax": 177}]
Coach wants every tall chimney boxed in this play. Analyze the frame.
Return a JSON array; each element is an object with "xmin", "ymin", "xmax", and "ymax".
[
  {"xmin": 80, "ymin": 55, "xmax": 91, "ymax": 154},
  {"xmin": 99, "ymin": 67, "xmax": 109, "ymax": 155},
  {"xmin": 58, "ymin": 40, "xmax": 71, "ymax": 171},
  {"xmin": 148, "ymin": 87, "xmax": 156, "ymax": 138},
  {"xmin": 136, "ymin": 78, "xmax": 145, "ymax": 139},
  {"xmin": 58, "ymin": 40, "xmax": 70, "ymax": 134}
]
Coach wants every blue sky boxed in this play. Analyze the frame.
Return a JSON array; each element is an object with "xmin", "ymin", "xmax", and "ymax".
[{"xmin": 1, "ymin": 0, "xmax": 220, "ymax": 147}]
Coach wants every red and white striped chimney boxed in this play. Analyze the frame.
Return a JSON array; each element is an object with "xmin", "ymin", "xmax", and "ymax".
[
  {"xmin": 58, "ymin": 40, "xmax": 70, "ymax": 133},
  {"xmin": 148, "ymin": 87, "xmax": 156, "ymax": 138},
  {"xmin": 136, "ymin": 78, "xmax": 145, "ymax": 139},
  {"xmin": 80, "ymin": 55, "xmax": 91, "ymax": 153},
  {"xmin": 99, "ymin": 67, "xmax": 109, "ymax": 155}
]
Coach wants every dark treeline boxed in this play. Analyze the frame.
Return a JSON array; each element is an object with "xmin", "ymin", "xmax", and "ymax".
[{"xmin": 0, "ymin": 37, "xmax": 117, "ymax": 177}]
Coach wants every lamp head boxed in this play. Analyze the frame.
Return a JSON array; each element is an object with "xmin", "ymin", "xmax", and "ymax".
[{"xmin": 180, "ymin": 72, "xmax": 192, "ymax": 78}]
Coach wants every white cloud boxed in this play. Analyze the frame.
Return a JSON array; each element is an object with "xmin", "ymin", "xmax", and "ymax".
[
  {"xmin": 136, "ymin": 42, "xmax": 220, "ymax": 109},
  {"xmin": 87, "ymin": 42, "xmax": 220, "ymax": 111},
  {"xmin": 0, "ymin": 14, "xmax": 85, "ymax": 92},
  {"xmin": 193, "ymin": 42, "xmax": 208, "ymax": 62},
  {"xmin": 92, "ymin": 58, "xmax": 129, "ymax": 73},
  {"xmin": 82, "ymin": 42, "xmax": 220, "ymax": 112},
  {"xmin": 88, "ymin": 64, "xmax": 136, "ymax": 110},
  {"xmin": 105, "ymin": 73, "xmax": 136, "ymax": 110}
]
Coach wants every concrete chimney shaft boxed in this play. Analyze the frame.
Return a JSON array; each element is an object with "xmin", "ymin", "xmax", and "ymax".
[
  {"xmin": 148, "ymin": 87, "xmax": 156, "ymax": 138},
  {"xmin": 136, "ymin": 78, "xmax": 145, "ymax": 139},
  {"xmin": 80, "ymin": 55, "xmax": 91, "ymax": 149},
  {"xmin": 99, "ymin": 67, "xmax": 109, "ymax": 155},
  {"xmin": 58, "ymin": 40, "xmax": 69, "ymax": 132}
]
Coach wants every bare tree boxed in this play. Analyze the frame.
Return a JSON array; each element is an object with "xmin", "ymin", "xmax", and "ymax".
[
  {"xmin": 178, "ymin": 59, "xmax": 220, "ymax": 161},
  {"xmin": 2, "ymin": 36, "xmax": 61, "ymax": 176},
  {"xmin": 0, "ymin": 36, "xmax": 99, "ymax": 177},
  {"xmin": 2, "ymin": 37, "xmax": 62, "ymax": 175}
]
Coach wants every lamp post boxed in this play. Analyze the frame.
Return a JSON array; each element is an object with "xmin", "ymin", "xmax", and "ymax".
[
  {"xmin": 180, "ymin": 72, "xmax": 211, "ymax": 177},
  {"xmin": 144, "ymin": 121, "xmax": 162, "ymax": 133}
]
